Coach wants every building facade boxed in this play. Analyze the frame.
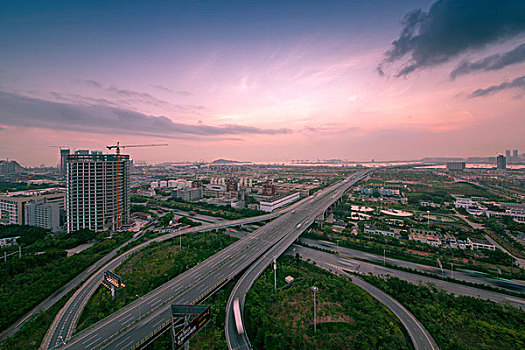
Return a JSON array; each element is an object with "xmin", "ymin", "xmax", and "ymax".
[
  {"xmin": 259, "ymin": 192, "xmax": 300, "ymax": 212},
  {"xmin": 66, "ymin": 153, "xmax": 130, "ymax": 232},
  {"xmin": 60, "ymin": 149, "xmax": 70, "ymax": 177},
  {"xmin": 25, "ymin": 198, "xmax": 64, "ymax": 232},
  {"xmin": 497, "ymin": 154, "xmax": 506, "ymax": 170},
  {"xmin": 171, "ymin": 187, "xmax": 203, "ymax": 202},
  {"xmin": 0, "ymin": 191, "xmax": 64, "ymax": 227},
  {"xmin": 446, "ymin": 161, "xmax": 466, "ymax": 171}
]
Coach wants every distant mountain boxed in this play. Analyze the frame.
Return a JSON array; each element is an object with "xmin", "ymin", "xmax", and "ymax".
[
  {"xmin": 0, "ymin": 160, "xmax": 25, "ymax": 174},
  {"xmin": 211, "ymin": 159, "xmax": 249, "ymax": 164}
]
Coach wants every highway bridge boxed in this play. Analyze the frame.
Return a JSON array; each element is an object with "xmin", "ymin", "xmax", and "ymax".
[
  {"xmin": 52, "ymin": 170, "xmax": 368, "ymax": 349},
  {"xmin": 41, "ymin": 203, "xmax": 304, "ymax": 349}
]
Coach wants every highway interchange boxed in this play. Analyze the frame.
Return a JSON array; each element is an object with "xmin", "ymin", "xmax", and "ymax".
[
  {"xmin": 12, "ymin": 167, "xmax": 522, "ymax": 350},
  {"xmin": 41, "ymin": 205, "xmax": 298, "ymax": 349},
  {"xmin": 48, "ymin": 171, "xmax": 368, "ymax": 349}
]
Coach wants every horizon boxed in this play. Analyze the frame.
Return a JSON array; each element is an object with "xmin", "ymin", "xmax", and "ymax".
[{"xmin": 1, "ymin": 0, "xmax": 525, "ymax": 166}]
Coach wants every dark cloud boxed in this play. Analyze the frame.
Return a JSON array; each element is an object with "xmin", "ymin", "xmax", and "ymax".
[
  {"xmin": 468, "ymin": 75, "xmax": 525, "ymax": 98},
  {"xmin": 150, "ymin": 84, "xmax": 192, "ymax": 96},
  {"xmin": 72, "ymin": 79, "xmax": 201, "ymax": 112},
  {"xmin": 380, "ymin": 0, "xmax": 525, "ymax": 77},
  {"xmin": 73, "ymin": 79, "xmax": 102, "ymax": 89},
  {"xmin": 49, "ymin": 91, "xmax": 120, "ymax": 107},
  {"xmin": 0, "ymin": 92, "xmax": 292, "ymax": 138},
  {"xmin": 451, "ymin": 42, "xmax": 525, "ymax": 79},
  {"xmin": 150, "ymin": 84, "xmax": 173, "ymax": 93},
  {"xmin": 105, "ymin": 85, "xmax": 173, "ymax": 107}
]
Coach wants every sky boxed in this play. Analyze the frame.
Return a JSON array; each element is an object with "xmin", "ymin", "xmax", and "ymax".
[{"xmin": 1, "ymin": 0, "xmax": 524, "ymax": 166}]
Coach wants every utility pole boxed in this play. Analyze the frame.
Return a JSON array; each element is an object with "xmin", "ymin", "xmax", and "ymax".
[
  {"xmin": 427, "ymin": 210, "xmax": 430, "ymax": 227},
  {"xmin": 273, "ymin": 259, "xmax": 277, "ymax": 294},
  {"xmin": 18, "ymin": 245, "xmax": 21, "ymax": 259},
  {"xmin": 311, "ymin": 286, "xmax": 318, "ymax": 333},
  {"xmin": 383, "ymin": 249, "xmax": 386, "ymax": 266}
]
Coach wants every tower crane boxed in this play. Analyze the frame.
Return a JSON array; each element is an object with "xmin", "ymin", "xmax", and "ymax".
[{"xmin": 106, "ymin": 142, "xmax": 168, "ymax": 230}]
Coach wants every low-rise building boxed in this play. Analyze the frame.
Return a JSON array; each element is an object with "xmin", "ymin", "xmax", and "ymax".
[
  {"xmin": 455, "ymin": 197, "xmax": 475, "ymax": 209},
  {"xmin": 171, "ymin": 187, "xmax": 203, "ymax": 202},
  {"xmin": 467, "ymin": 237, "xmax": 495, "ymax": 251},
  {"xmin": 364, "ymin": 224, "xmax": 396, "ymax": 237},
  {"xmin": 409, "ymin": 234, "xmax": 442, "ymax": 247},
  {"xmin": 486, "ymin": 210, "xmax": 525, "ymax": 223},
  {"xmin": 421, "ymin": 201, "xmax": 441, "ymax": 208},
  {"xmin": 410, "ymin": 228, "xmax": 438, "ymax": 237},
  {"xmin": 0, "ymin": 191, "xmax": 65, "ymax": 228},
  {"xmin": 259, "ymin": 192, "xmax": 300, "ymax": 212},
  {"xmin": 136, "ymin": 188, "xmax": 156, "ymax": 197}
]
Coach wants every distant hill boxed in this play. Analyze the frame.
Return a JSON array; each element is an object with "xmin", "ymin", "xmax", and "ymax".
[
  {"xmin": 0, "ymin": 160, "xmax": 25, "ymax": 174},
  {"xmin": 211, "ymin": 159, "xmax": 250, "ymax": 164}
]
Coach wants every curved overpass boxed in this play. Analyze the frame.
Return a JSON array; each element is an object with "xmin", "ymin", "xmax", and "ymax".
[{"xmin": 223, "ymin": 175, "xmax": 369, "ymax": 350}]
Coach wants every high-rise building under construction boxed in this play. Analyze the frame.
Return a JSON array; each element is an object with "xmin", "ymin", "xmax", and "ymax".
[{"xmin": 66, "ymin": 152, "xmax": 130, "ymax": 232}]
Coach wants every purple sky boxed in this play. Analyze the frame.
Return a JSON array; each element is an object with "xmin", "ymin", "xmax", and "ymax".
[{"xmin": 1, "ymin": 0, "xmax": 524, "ymax": 166}]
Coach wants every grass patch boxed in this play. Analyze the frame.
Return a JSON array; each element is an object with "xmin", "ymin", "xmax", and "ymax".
[
  {"xmin": 245, "ymin": 255, "xmax": 410, "ymax": 350},
  {"xmin": 0, "ymin": 231, "xmax": 133, "ymax": 332},
  {"xmin": 1, "ymin": 289, "xmax": 76, "ymax": 350},
  {"xmin": 362, "ymin": 275, "xmax": 525, "ymax": 350}
]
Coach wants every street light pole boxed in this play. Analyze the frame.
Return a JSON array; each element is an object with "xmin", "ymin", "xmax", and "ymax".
[
  {"xmin": 273, "ymin": 259, "xmax": 277, "ymax": 294},
  {"xmin": 427, "ymin": 210, "xmax": 430, "ymax": 227},
  {"xmin": 311, "ymin": 286, "xmax": 318, "ymax": 333}
]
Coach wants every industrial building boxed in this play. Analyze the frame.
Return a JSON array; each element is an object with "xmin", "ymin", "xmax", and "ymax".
[{"xmin": 66, "ymin": 152, "xmax": 130, "ymax": 232}]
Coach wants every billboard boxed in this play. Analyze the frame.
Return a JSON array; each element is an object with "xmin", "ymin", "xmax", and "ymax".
[
  {"xmin": 103, "ymin": 270, "xmax": 125, "ymax": 289},
  {"xmin": 171, "ymin": 305, "xmax": 211, "ymax": 348}
]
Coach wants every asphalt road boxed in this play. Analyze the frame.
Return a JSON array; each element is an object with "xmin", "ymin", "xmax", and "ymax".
[
  {"xmin": 57, "ymin": 171, "xmax": 368, "ymax": 350},
  {"xmin": 291, "ymin": 245, "xmax": 525, "ymax": 310},
  {"xmin": 293, "ymin": 248, "xmax": 439, "ymax": 350},
  {"xmin": 41, "ymin": 207, "xmax": 295, "ymax": 350},
  {"xmin": 300, "ymin": 238, "xmax": 525, "ymax": 294}
]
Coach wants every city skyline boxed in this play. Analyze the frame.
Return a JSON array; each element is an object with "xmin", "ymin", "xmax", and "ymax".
[{"xmin": 1, "ymin": 0, "xmax": 525, "ymax": 166}]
